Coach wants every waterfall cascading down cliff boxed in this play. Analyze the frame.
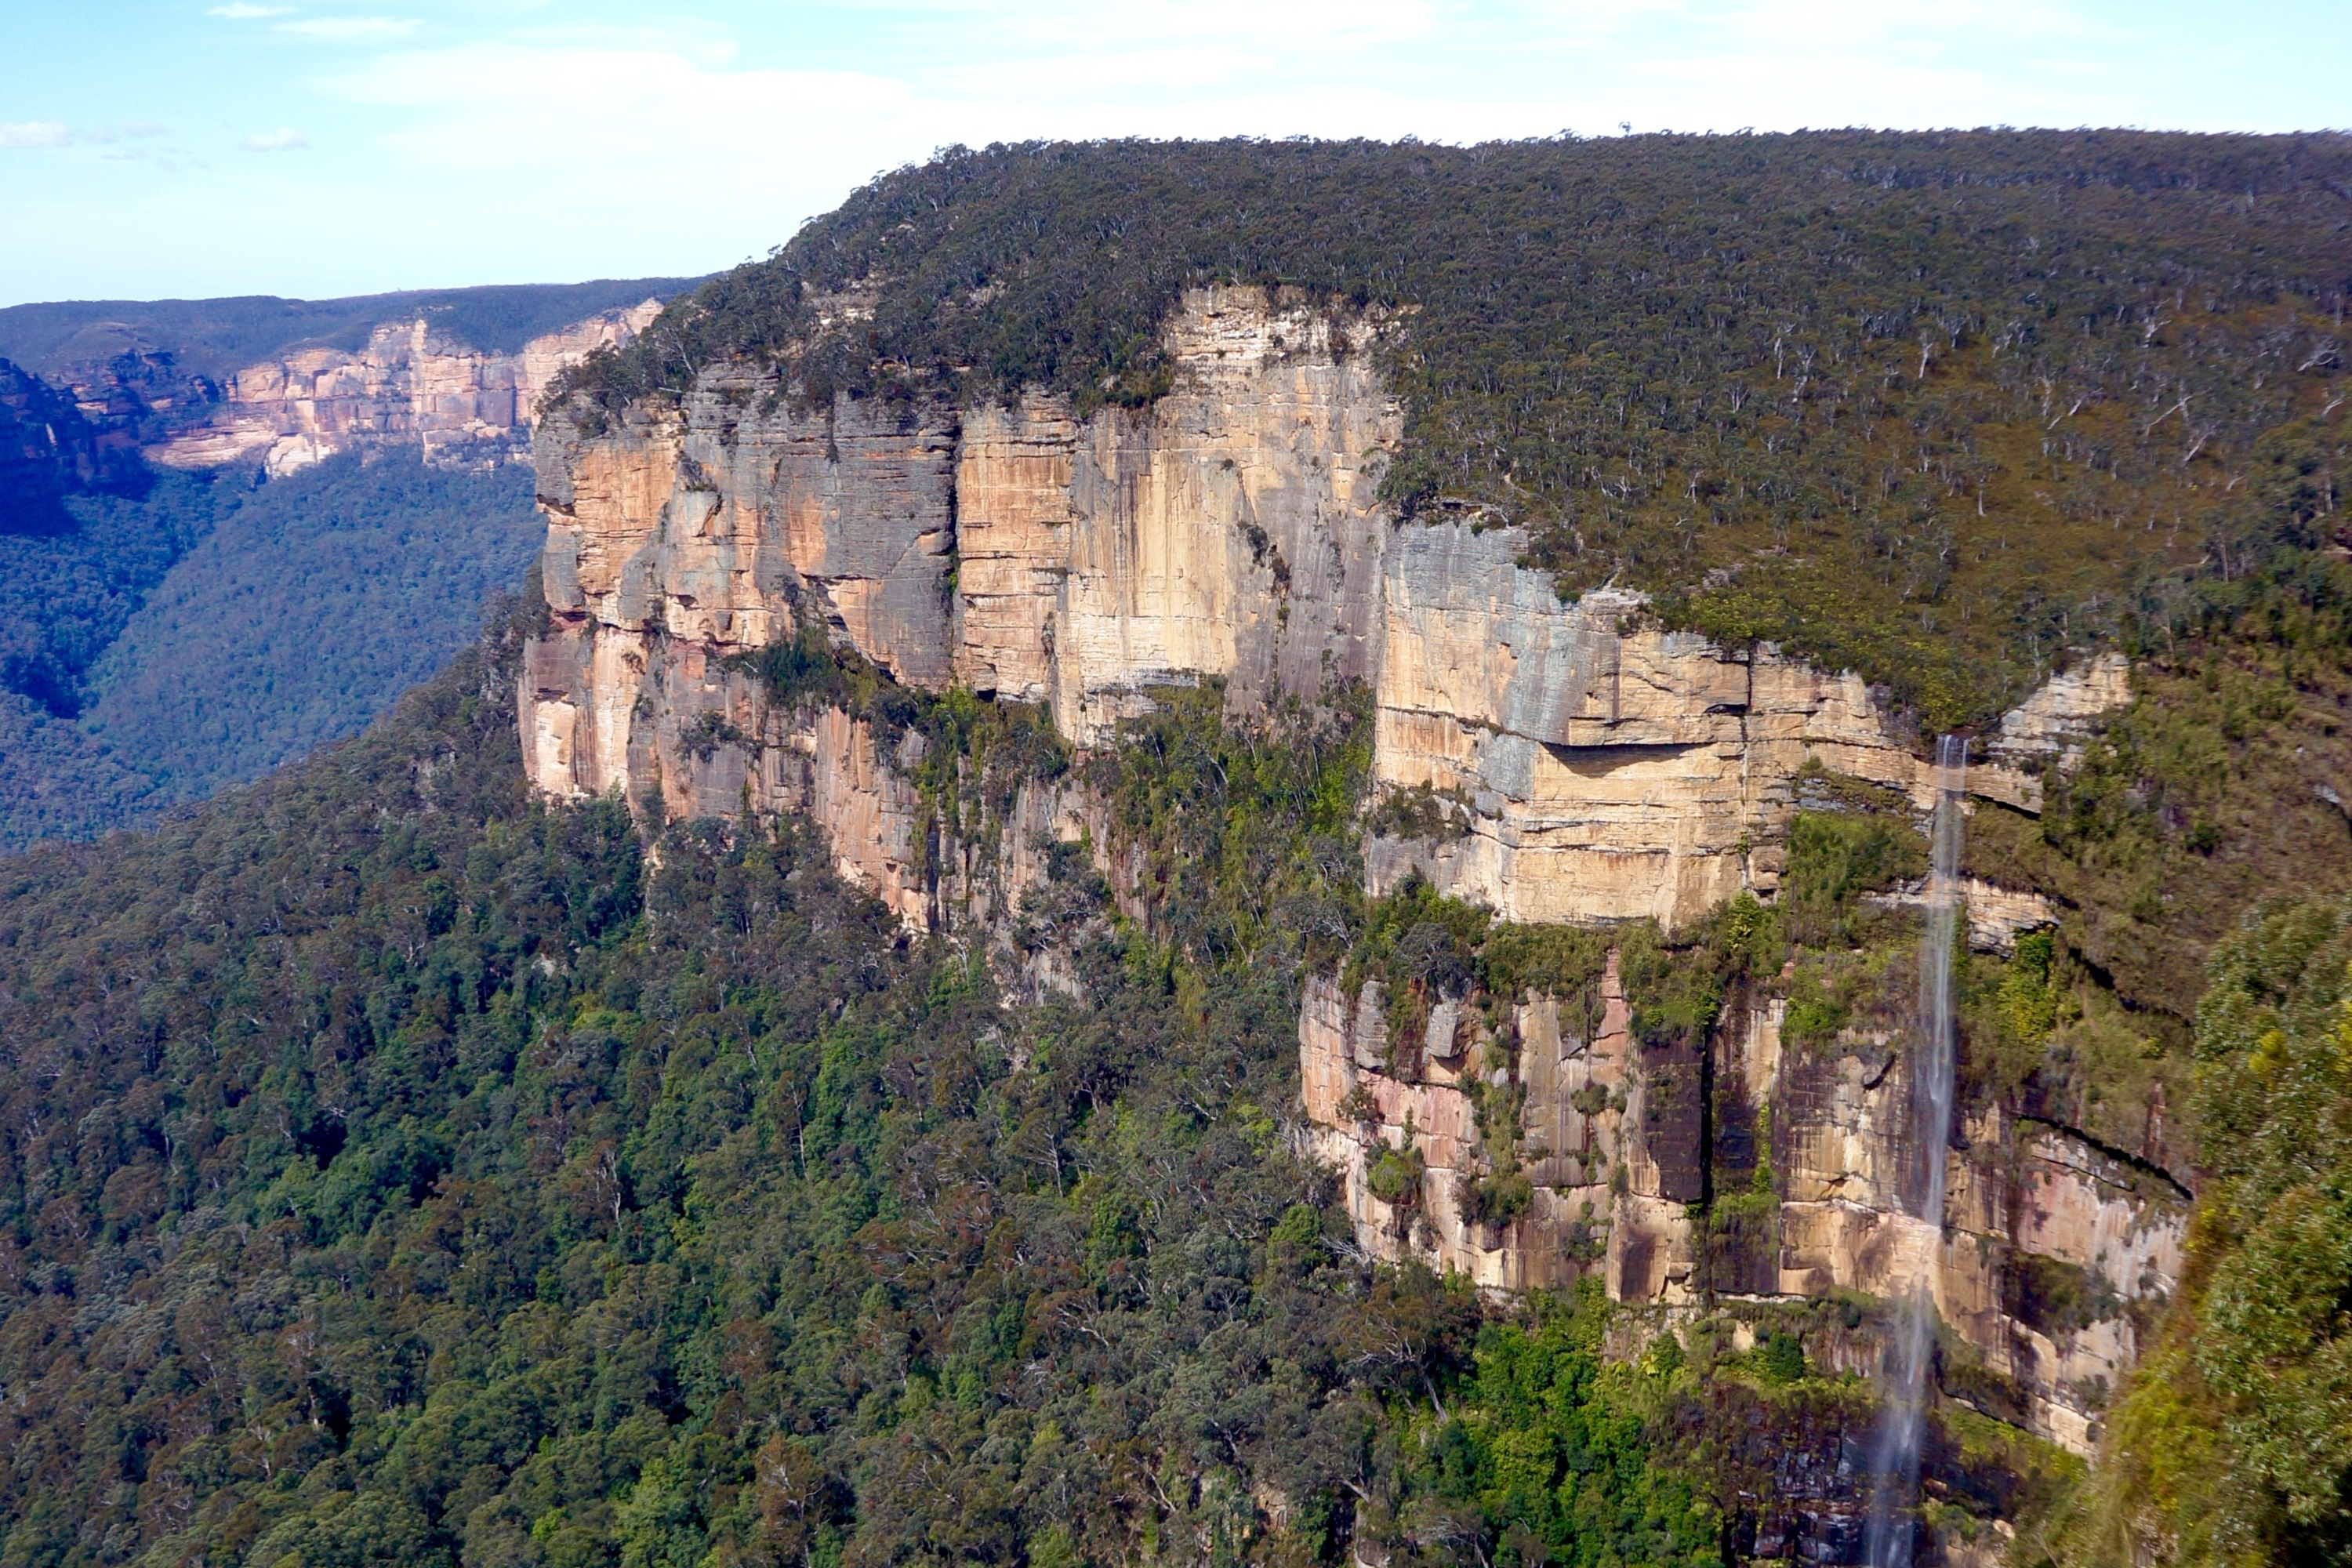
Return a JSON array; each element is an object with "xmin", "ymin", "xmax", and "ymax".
[
  {"xmin": 1865, "ymin": 734, "xmax": 1967, "ymax": 1566},
  {"xmin": 521, "ymin": 286, "xmax": 2186, "ymax": 1465}
]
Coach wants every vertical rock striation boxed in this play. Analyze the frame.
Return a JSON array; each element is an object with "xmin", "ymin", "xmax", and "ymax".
[{"xmin": 519, "ymin": 283, "xmax": 2162, "ymax": 1452}]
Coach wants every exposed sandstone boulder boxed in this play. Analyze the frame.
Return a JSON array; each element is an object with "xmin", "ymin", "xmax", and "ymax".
[
  {"xmin": 1367, "ymin": 520, "xmax": 2065, "ymax": 929},
  {"xmin": 1987, "ymin": 651, "xmax": 2132, "ymax": 770}
]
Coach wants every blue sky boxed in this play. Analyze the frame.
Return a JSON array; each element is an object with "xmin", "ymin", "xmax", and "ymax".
[{"xmin": 2, "ymin": 0, "xmax": 2346, "ymax": 307}]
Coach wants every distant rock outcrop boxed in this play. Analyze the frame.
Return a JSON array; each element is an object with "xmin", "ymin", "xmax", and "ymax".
[{"xmin": 147, "ymin": 301, "xmax": 662, "ymax": 477}]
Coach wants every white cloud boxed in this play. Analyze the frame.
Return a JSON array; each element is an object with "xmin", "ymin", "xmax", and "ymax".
[
  {"xmin": 79, "ymin": 121, "xmax": 169, "ymax": 143},
  {"xmin": 0, "ymin": 122, "xmax": 72, "ymax": 149},
  {"xmin": 279, "ymin": 16, "xmax": 419, "ymax": 42},
  {"xmin": 240, "ymin": 127, "xmax": 311, "ymax": 150},
  {"xmin": 208, "ymin": 3, "xmax": 295, "ymax": 16}
]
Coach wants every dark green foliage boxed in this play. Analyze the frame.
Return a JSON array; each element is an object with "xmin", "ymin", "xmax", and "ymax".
[
  {"xmin": 1756, "ymin": 1330, "xmax": 1806, "ymax": 1386},
  {"xmin": 2086, "ymin": 897, "xmax": 2352, "ymax": 1561},
  {"xmin": 0, "ymin": 466, "xmax": 221, "ymax": 712},
  {"xmin": 1343, "ymin": 877, "xmax": 1494, "ymax": 1052},
  {"xmin": 733, "ymin": 622, "xmax": 1071, "ymax": 860},
  {"xmin": 1392, "ymin": 1287, "xmax": 1716, "ymax": 1568},
  {"xmin": 1090, "ymin": 680, "xmax": 1370, "ymax": 971},
  {"xmin": 1457, "ymin": 1167, "xmax": 1534, "ymax": 1230},
  {"xmin": 1779, "ymin": 803, "xmax": 1928, "ymax": 949},
  {"xmin": 1995, "ymin": 931, "xmax": 2059, "ymax": 1049},
  {"xmin": 1368, "ymin": 1145, "xmax": 1427, "ymax": 1208},
  {"xmin": 81, "ymin": 451, "xmax": 544, "ymax": 802},
  {"xmin": 0, "ymin": 467, "xmax": 233, "ymax": 845},
  {"xmin": 0, "ymin": 452, "xmax": 543, "ymax": 851},
  {"xmin": 0, "ymin": 583, "xmax": 1850, "ymax": 1568},
  {"xmin": 559, "ymin": 132, "xmax": 2351, "ymax": 729},
  {"xmin": 2002, "ymin": 1253, "xmax": 2120, "ymax": 1340}
]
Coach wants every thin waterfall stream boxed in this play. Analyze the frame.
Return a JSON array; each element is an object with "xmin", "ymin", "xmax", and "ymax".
[{"xmin": 1864, "ymin": 735, "xmax": 1967, "ymax": 1568}]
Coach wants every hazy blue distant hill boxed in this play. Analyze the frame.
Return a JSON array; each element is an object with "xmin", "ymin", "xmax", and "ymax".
[
  {"xmin": 82, "ymin": 452, "xmax": 543, "ymax": 804},
  {"xmin": 0, "ymin": 453, "xmax": 540, "ymax": 851},
  {"xmin": 0, "ymin": 276, "xmax": 684, "ymax": 851}
]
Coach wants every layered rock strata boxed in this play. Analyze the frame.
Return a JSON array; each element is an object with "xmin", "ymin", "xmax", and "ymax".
[
  {"xmin": 149, "ymin": 300, "xmax": 661, "ymax": 476},
  {"xmin": 1366, "ymin": 523, "xmax": 2053, "ymax": 928},
  {"xmin": 523, "ymin": 288, "xmax": 1405, "ymax": 920},
  {"xmin": 523, "ymin": 286, "xmax": 2122, "ymax": 930},
  {"xmin": 520, "ymin": 284, "xmax": 2158, "ymax": 1454}
]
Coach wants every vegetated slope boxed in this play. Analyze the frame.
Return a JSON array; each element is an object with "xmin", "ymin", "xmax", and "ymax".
[
  {"xmin": 0, "ymin": 270, "xmax": 705, "ymax": 851},
  {"xmin": 0, "ymin": 466, "xmax": 225, "ymax": 716},
  {"xmin": 0, "ymin": 452, "xmax": 542, "ymax": 851},
  {"xmin": 0, "ymin": 597, "xmax": 1874, "ymax": 1568},
  {"xmin": 0, "ymin": 276, "xmax": 706, "ymax": 384},
  {"xmin": 0, "ymin": 534, "xmax": 2333, "ymax": 1568},
  {"xmin": 0, "ymin": 464, "xmax": 234, "ymax": 846},
  {"xmin": 563, "ymin": 132, "xmax": 2352, "ymax": 731},
  {"xmin": 2085, "ymin": 894, "xmax": 2352, "ymax": 1565},
  {"xmin": 81, "ymin": 452, "xmax": 543, "ymax": 806}
]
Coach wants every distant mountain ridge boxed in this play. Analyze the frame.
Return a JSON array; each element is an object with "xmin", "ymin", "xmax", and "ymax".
[
  {"xmin": 0, "ymin": 276, "xmax": 702, "ymax": 485},
  {"xmin": 0, "ymin": 276, "xmax": 706, "ymax": 384}
]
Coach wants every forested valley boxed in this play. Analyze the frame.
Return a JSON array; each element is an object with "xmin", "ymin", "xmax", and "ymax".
[
  {"xmin": 1, "ymin": 131, "xmax": 2350, "ymax": 1568},
  {"xmin": 0, "ymin": 453, "xmax": 542, "ymax": 851},
  {"xmin": 0, "ymin": 273, "xmax": 699, "ymax": 851},
  {"xmin": 4, "ymin": 548, "xmax": 2351, "ymax": 1567}
]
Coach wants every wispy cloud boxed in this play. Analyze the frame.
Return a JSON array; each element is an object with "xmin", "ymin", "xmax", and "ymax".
[
  {"xmin": 239, "ymin": 127, "xmax": 311, "ymax": 151},
  {"xmin": 0, "ymin": 122, "xmax": 72, "ymax": 149},
  {"xmin": 208, "ymin": 3, "xmax": 295, "ymax": 17},
  {"xmin": 278, "ymin": 16, "xmax": 419, "ymax": 42},
  {"xmin": 80, "ymin": 121, "xmax": 169, "ymax": 143}
]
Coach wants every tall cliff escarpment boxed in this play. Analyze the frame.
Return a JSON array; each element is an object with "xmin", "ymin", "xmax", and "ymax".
[
  {"xmin": 525, "ymin": 289, "xmax": 1399, "ymax": 928},
  {"xmin": 524, "ymin": 285, "xmax": 2165, "ymax": 1454},
  {"xmin": 148, "ymin": 300, "xmax": 662, "ymax": 476}
]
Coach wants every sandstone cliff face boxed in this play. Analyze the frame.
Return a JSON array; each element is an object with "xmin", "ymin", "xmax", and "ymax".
[
  {"xmin": 1365, "ymin": 520, "xmax": 2088, "ymax": 930},
  {"xmin": 523, "ymin": 285, "xmax": 2114, "ymax": 931},
  {"xmin": 521, "ymin": 284, "xmax": 2161, "ymax": 1454},
  {"xmin": 527, "ymin": 289, "xmax": 1396, "ymax": 772},
  {"xmin": 148, "ymin": 302, "xmax": 660, "ymax": 476},
  {"xmin": 522, "ymin": 287, "xmax": 1405, "ymax": 927},
  {"xmin": 1299, "ymin": 960, "xmax": 2187, "ymax": 1455}
]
